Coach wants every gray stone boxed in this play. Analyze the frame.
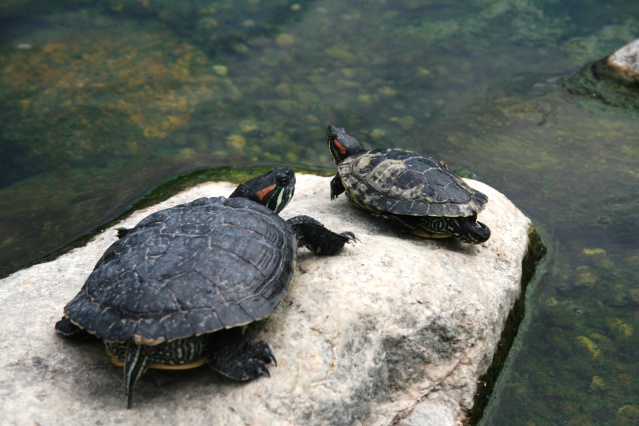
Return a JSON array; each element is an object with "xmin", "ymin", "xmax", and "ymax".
[
  {"xmin": 593, "ymin": 38, "xmax": 639, "ymax": 86},
  {"xmin": 0, "ymin": 174, "xmax": 535, "ymax": 425}
]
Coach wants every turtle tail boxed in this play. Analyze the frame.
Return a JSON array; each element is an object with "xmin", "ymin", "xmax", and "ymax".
[{"xmin": 124, "ymin": 343, "xmax": 151, "ymax": 409}]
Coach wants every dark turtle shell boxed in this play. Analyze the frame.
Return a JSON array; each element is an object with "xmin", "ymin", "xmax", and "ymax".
[
  {"xmin": 63, "ymin": 196, "xmax": 296, "ymax": 345},
  {"xmin": 338, "ymin": 148, "xmax": 488, "ymax": 217}
]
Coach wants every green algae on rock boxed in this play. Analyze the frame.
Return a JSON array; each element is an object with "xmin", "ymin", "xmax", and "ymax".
[{"xmin": 563, "ymin": 39, "xmax": 639, "ymax": 111}]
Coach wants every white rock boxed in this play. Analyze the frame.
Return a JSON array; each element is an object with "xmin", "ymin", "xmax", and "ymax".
[
  {"xmin": 0, "ymin": 174, "xmax": 535, "ymax": 425},
  {"xmin": 594, "ymin": 38, "xmax": 639, "ymax": 85}
]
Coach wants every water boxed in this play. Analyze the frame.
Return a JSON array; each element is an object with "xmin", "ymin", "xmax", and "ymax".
[{"xmin": 1, "ymin": 1, "xmax": 638, "ymax": 423}]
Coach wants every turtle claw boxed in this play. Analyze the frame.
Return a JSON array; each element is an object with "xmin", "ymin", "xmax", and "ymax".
[
  {"xmin": 255, "ymin": 341, "xmax": 277, "ymax": 367},
  {"xmin": 340, "ymin": 231, "xmax": 358, "ymax": 243},
  {"xmin": 265, "ymin": 351, "xmax": 277, "ymax": 367},
  {"xmin": 257, "ymin": 363, "xmax": 271, "ymax": 378},
  {"xmin": 243, "ymin": 340, "xmax": 276, "ymax": 379}
]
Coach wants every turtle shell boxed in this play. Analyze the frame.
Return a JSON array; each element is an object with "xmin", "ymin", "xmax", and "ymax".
[
  {"xmin": 338, "ymin": 148, "xmax": 488, "ymax": 217},
  {"xmin": 63, "ymin": 196, "xmax": 296, "ymax": 345}
]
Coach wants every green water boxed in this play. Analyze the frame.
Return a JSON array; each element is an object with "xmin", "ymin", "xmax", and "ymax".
[{"xmin": 1, "ymin": 1, "xmax": 638, "ymax": 423}]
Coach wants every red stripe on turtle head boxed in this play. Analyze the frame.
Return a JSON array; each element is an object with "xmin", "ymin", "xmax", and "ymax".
[
  {"xmin": 333, "ymin": 139, "xmax": 347, "ymax": 155},
  {"xmin": 256, "ymin": 183, "xmax": 276, "ymax": 200}
]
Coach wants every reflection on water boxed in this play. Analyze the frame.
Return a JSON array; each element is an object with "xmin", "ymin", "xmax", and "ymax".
[{"xmin": 1, "ymin": 0, "xmax": 638, "ymax": 423}]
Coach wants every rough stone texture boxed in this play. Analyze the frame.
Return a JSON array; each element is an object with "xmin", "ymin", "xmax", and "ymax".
[
  {"xmin": 0, "ymin": 174, "xmax": 533, "ymax": 425},
  {"xmin": 593, "ymin": 38, "xmax": 639, "ymax": 86}
]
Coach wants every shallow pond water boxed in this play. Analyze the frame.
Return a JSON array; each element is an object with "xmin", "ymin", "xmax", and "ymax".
[{"xmin": 1, "ymin": 0, "xmax": 638, "ymax": 424}]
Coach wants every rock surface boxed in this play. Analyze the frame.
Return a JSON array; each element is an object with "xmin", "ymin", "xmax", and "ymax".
[
  {"xmin": 0, "ymin": 174, "xmax": 535, "ymax": 425},
  {"xmin": 593, "ymin": 38, "xmax": 639, "ymax": 86}
]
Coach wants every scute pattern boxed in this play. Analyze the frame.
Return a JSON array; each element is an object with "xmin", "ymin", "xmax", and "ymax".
[
  {"xmin": 64, "ymin": 196, "xmax": 296, "ymax": 343},
  {"xmin": 338, "ymin": 148, "xmax": 487, "ymax": 217}
]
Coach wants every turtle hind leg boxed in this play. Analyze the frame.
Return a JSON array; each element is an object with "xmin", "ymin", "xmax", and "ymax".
[
  {"xmin": 287, "ymin": 215, "xmax": 356, "ymax": 255},
  {"xmin": 123, "ymin": 343, "xmax": 151, "ymax": 409},
  {"xmin": 457, "ymin": 215, "xmax": 491, "ymax": 244},
  {"xmin": 116, "ymin": 227, "xmax": 132, "ymax": 238},
  {"xmin": 408, "ymin": 215, "xmax": 491, "ymax": 244},
  {"xmin": 208, "ymin": 328, "xmax": 276, "ymax": 381},
  {"xmin": 55, "ymin": 316, "xmax": 94, "ymax": 341}
]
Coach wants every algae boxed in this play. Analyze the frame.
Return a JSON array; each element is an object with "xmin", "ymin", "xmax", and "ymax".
[{"xmin": 563, "ymin": 63, "xmax": 639, "ymax": 111}]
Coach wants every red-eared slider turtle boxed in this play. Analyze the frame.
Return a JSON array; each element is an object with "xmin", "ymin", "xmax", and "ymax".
[
  {"xmin": 55, "ymin": 168, "xmax": 355, "ymax": 408},
  {"xmin": 327, "ymin": 125, "xmax": 490, "ymax": 244}
]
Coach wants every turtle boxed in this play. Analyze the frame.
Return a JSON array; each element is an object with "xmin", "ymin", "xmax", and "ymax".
[
  {"xmin": 326, "ymin": 125, "xmax": 490, "ymax": 244},
  {"xmin": 55, "ymin": 167, "xmax": 355, "ymax": 408}
]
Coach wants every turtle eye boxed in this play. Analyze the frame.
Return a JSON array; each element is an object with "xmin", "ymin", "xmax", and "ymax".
[{"xmin": 276, "ymin": 174, "xmax": 290, "ymax": 187}]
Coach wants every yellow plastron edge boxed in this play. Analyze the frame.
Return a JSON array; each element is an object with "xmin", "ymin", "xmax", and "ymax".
[
  {"xmin": 105, "ymin": 346, "xmax": 209, "ymax": 370},
  {"xmin": 410, "ymin": 229, "xmax": 450, "ymax": 238}
]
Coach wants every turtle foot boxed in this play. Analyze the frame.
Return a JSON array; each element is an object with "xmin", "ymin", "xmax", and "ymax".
[
  {"xmin": 287, "ymin": 215, "xmax": 356, "ymax": 255},
  {"xmin": 209, "ymin": 330, "xmax": 277, "ymax": 381}
]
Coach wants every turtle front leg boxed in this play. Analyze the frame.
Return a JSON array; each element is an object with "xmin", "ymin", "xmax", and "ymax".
[
  {"xmin": 208, "ymin": 328, "xmax": 276, "ymax": 381},
  {"xmin": 287, "ymin": 215, "xmax": 356, "ymax": 255},
  {"xmin": 330, "ymin": 174, "xmax": 345, "ymax": 200}
]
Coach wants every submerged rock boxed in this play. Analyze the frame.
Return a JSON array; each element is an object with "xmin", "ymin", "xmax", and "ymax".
[
  {"xmin": 0, "ymin": 174, "xmax": 541, "ymax": 425},
  {"xmin": 564, "ymin": 38, "xmax": 639, "ymax": 109},
  {"xmin": 592, "ymin": 39, "xmax": 639, "ymax": 86}
]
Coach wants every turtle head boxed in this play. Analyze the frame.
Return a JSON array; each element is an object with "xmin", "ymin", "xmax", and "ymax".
[
  {"xmin": 230, "ymin": 167, "xmax": 296, "ymax": 214},
  {"xmin": 327, "ymin": 125, "xmax": 366, "ymax": 165}
]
